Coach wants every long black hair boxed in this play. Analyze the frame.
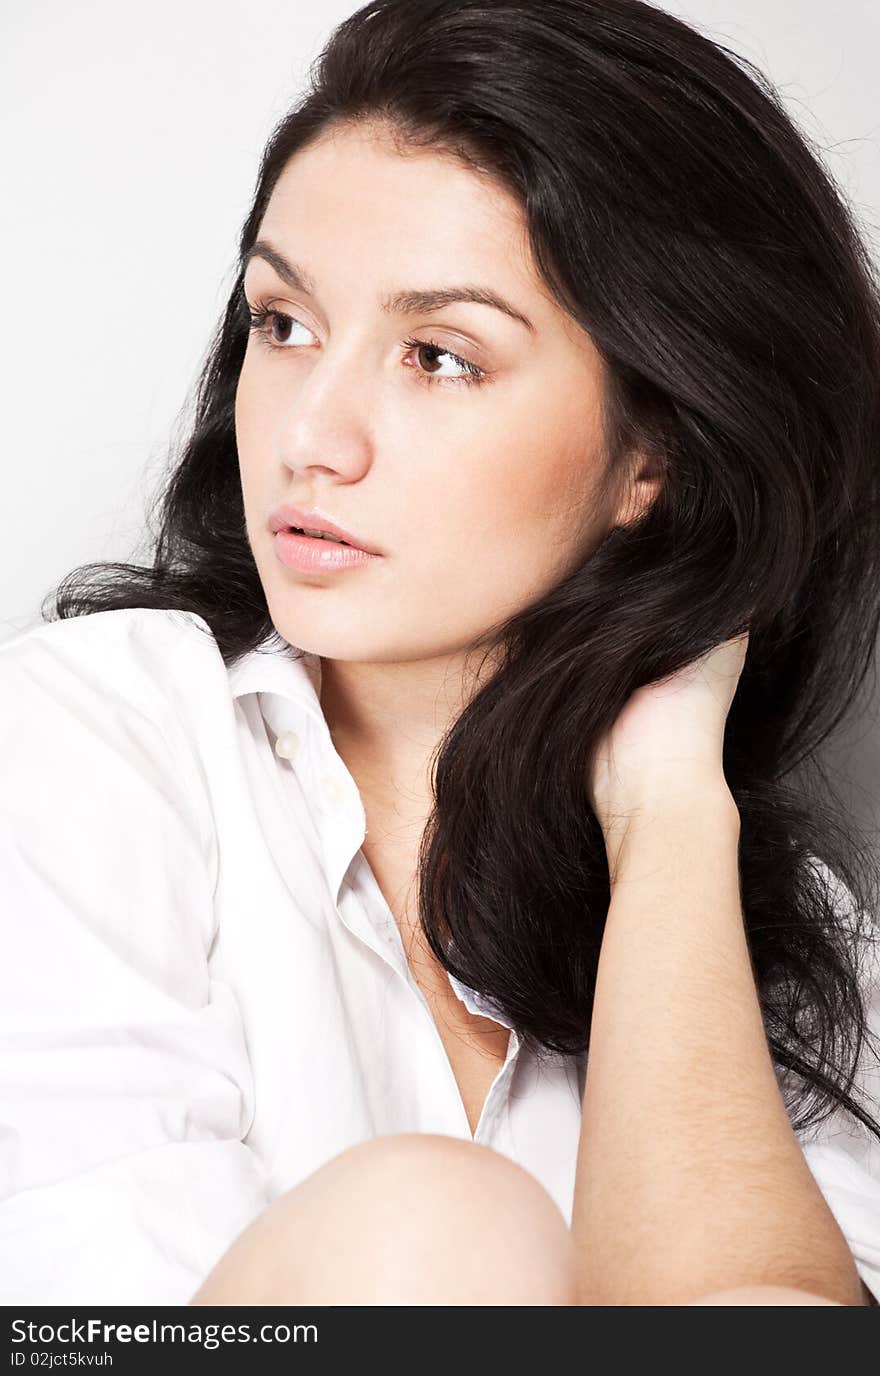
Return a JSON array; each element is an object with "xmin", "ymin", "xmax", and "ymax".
[{"xmin": 45, "ymin": 0, "xmax": 880, "ymax": 1141}]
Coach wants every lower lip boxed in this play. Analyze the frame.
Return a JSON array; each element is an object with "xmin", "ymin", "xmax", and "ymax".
[{"xmin": 273, "ymin": 530, "xmax": 379, "ymax": 572}]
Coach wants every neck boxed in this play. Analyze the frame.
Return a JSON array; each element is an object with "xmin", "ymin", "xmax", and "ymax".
[{"xmin": 318, "ymin": 643, "xmax": 499, "ymax": 844}]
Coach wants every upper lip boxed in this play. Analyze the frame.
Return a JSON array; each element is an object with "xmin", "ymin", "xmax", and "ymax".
[{"xmin": 267, "ymin": 503, "xmax": 381, "ymax": 554}]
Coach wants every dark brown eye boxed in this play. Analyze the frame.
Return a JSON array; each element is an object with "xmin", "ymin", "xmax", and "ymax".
[
  {"xmin": 416, "ymin": 343, "xmax": 443, "ymax": 373},
  {"xmin": 401, "ymin": 335, "xmax": 486, "ymax": 386}
]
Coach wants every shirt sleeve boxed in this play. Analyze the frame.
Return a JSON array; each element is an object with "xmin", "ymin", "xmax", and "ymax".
[
  {"xmin": 0, "ymin": 611, "xmax": 272, "ymax": 1305},
  {"xmin": 795, "ymin": 858, "xmax": 880, "ymax": 1305}
]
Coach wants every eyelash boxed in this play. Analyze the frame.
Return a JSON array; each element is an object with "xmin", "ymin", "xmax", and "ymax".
[{"xmin": 244, "ymin": 303, "xmax": 488, "ymax": 388}]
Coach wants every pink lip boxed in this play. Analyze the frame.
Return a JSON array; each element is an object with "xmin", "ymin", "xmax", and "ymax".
[
  {"xmin": 273, "ymin": 529, "xmax": 378, "ymax": 574},
  {"xmin": 267, "ymin": 502, "xmax": 380, "ymax": 555}
]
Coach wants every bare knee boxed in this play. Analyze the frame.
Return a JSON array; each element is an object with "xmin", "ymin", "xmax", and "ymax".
[
  {"xmin": 687, "ymin": 1284, "xmax": 843, "ymax": 1306},
  {"xmin": 190, "ymin": 1132, "xmax": 576, "ymax": 1306}
]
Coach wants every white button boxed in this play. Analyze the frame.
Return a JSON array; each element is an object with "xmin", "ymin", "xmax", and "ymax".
[{"xmin": 274, "ymin": 731, "xmax": 301, "ymax": 760}]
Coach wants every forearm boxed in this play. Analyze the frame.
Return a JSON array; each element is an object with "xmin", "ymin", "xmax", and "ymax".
[{"xmin": 571, "ymin": 784, "xmax": 863, "ymax": 1307}]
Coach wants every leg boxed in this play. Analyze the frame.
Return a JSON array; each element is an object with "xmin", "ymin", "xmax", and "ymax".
[
  {"xmin": 189, "ymin": 1132, "xmax": 578, "ymax": 1305},
  {"xmin": 687, "ymin": 1285, "xmax": 843, "ymax": 1306}
]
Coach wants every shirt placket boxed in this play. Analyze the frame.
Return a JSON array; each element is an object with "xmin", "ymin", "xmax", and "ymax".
[{"xmin": 273, "ymin": 709, "xmax": 523, "ymax": 1143}]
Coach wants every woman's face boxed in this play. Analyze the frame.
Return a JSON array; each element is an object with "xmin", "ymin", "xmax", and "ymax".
[{"xmin": 236, "ymin": 121, "xmax": 631, "ymax": 663}]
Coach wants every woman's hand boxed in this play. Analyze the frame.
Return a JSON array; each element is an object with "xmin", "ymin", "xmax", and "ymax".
[{"xmin": 587, "ymin": 632, "xmax": 749, "ymax": 869}]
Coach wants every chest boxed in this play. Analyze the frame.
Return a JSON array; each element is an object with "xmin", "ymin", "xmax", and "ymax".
[
  {"xmin": 360, "ymin": 835, "xmax": 511, "ymax": 1136},
  {"xmin": 434, "ymin": 1015, "xmax": 511, "ymax": 1136},
  {"xmin": 413, "ymin": 964, "xmax": 511, "ymax": 1136}
]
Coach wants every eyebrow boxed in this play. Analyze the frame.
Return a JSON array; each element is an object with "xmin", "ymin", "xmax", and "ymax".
[{"xmin": 243, "ymin": 239, "xmax": 536, "ymax": 334}]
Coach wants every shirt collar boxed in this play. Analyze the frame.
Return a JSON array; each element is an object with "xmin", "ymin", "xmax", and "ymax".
[
  {"xmin": 225, "ymin": 630, "xmax": 371, "ymax": 906},
  {"xmin": 222, "ymin": 625, "xmax": 519, "ymax": 1035},
  {"xmin": 227, "ymin": 631, "xmax": 325, "ymax": 726}
]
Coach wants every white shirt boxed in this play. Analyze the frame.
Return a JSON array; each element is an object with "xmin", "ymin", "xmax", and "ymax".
[{"xmin": 0, "ymin": 606, "xmax": 877, "ymax": 1305}]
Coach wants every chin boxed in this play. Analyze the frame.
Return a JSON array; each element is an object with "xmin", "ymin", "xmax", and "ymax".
[
  {"xmin": 273, "ymin": 619, "xmax": 454, "ymax": 666},
  {"xmin": 266, "ymin": 611, "xmax": 387, "ymax": 662}
]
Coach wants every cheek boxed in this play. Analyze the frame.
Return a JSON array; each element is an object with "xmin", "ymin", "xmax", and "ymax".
[
  {"xmin": 463, "ymin": 417, "xmax": 604, "ymax": 604},
  {"xmin": 234, "ymin": 366, "xmax": 271, "ymax": 477},
  {"xmin": 466, "ymin": 413, "xmax": 601, "ymax": 548},
  {"xmin": 234, "ymin": 362, "xmax": 256, "ymax": 438}
]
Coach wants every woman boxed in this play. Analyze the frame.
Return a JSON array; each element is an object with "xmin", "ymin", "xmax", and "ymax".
[{"xmin": 1, "ymin": 0, "xmax": 878, "ymax": 1306}]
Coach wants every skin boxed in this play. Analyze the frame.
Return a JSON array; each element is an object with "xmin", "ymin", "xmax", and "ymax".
[
  {"xmin": 588, "ymin": 631, "xmax": 751, "ymax": 876},
  {"xmin": 224, "ymin": 119, "xmax": 871, "ymax": 1306},
  {"xmin": 573, "ymin": 636, "xmax": 868, "ymax": 1304},
  {"xmin": 235, "ymin": 118, "xmax": 658, "ymax": 948}
]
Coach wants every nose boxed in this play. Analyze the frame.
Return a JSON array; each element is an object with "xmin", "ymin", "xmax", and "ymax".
[{"xmin": 277, "ymin": 336, "xmax": 376, "ymax": 484}]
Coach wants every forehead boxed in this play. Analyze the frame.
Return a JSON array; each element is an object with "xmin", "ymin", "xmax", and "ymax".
[
  {"xmin": 254, "ymin": 123, "xmax": 545, "ymax": 302},
  {"xmin": 265, "ymin": 121, "xmax": 519, "ymax": 223}
]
